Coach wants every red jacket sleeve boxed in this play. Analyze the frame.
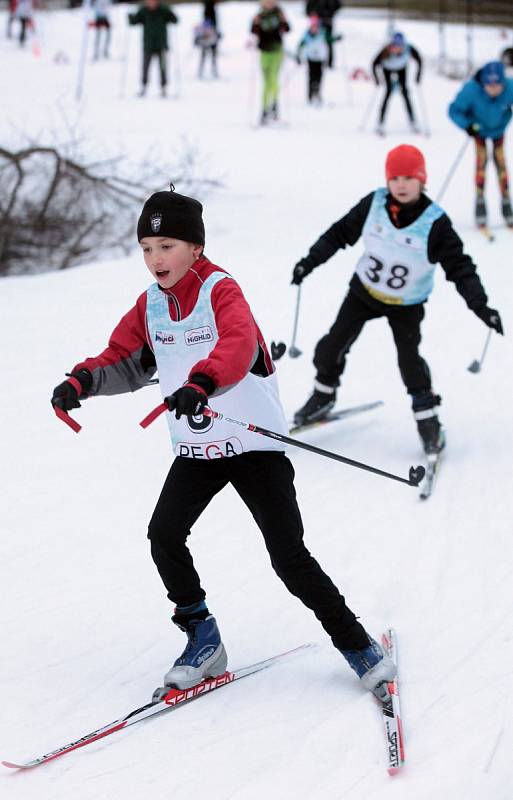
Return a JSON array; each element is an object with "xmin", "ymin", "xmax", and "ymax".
[
  {"xmin": 189, "ymin": 279, "xmax": 259, "ymax": 392},
  {"xmin": 73, "ymin": 293, "xmax": 157, "ymax": 396}
]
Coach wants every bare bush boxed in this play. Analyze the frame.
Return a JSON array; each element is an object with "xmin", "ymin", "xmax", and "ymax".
[{"xmin": 0, "ymin": 139, "xmax": 221, "ymax": 277}]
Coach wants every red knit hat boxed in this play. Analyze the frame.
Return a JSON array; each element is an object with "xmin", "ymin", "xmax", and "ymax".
[{"xmin": 385, "ymin": 145, "xmax": 427, "ymax": 184}]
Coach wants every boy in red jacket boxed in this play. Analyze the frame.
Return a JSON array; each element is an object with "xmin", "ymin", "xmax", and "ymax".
[{"xmin": 51, "ymin": 187, "xmax": 395, "ymax": 700}]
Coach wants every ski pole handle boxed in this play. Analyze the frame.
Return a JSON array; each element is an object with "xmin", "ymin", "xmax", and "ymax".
[
  {"xmin": 203, "ymin": 408, "xmax": 424, "ymax": 488},
  {"xmin": 54, "ymin": 406, "xmax": 82, "ymax": 433}
]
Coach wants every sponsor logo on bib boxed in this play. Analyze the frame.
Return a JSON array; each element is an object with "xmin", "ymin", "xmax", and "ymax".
[
  {"xmin": 185, "ymin": 326, "xmax": 214, "ymax": 346},
  {"xmin": 155, "ymin": 330, "xmax": 176, "ymax": 345}
]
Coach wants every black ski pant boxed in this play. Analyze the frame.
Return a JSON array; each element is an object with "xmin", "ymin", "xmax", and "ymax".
[
  {"xmin": 314, "ymin": 287, "xmax": 431, "ymax": 396},
  {"xmin": 148, "ymin": 451, "xmax": 369, "ymax": 650},
  {"xmin": 308, "ymin": 60, "xmax": 323, "ymax": 101},
  {"xmin": 379, "ymin": 67, "xmax": 415, "ymax": 123},
  {"xmin": 142, "ymin": 49, "xmax": 167, "ymax": 88}
]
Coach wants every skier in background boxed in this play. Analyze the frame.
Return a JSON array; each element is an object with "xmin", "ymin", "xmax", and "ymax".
[
  {"xmin": 291, "ymin": 145, "xmax": 503, "ymax": 454},
  {"xmin": 7, "ymin": 0, "xmax": 17, "ymax": 39},
  {"xmin": 501, "ymin": 45, "xmax": 513, "ymax": 78},
  {"xmin": 51, "ymin": 186, "xmax": 397, "ymax": 703},
  {"xmin": 449, "ymin": 60, "xmax": 513, "ymax": 230},
  {"xmin": 297, "ymin": 14, "xmax": 341, "ymax": 105},
  {"xmin": 129, "ymin": 0, "xmax": 179, "ymax": 98},
  {"xmin": 372, "ymin": 31, "xmax": 422, "ymax": 136},
  {"xmin": 92, "ymin": 0, "xmax": 112, "ymax": 60},
  {"xmin": 250, "ymin": 0, "xmax": 290, "ymax": 125},
  {"xmin": 193, "ymin": 18, "xmax": 220, "ymax": 79},
  {"xmin": 305, "ymin": 0, "xmax": 341, "ymax": 68},
  {"xmin": 15, "ymin": 0, "xmax": 34, "ymax": 47}
]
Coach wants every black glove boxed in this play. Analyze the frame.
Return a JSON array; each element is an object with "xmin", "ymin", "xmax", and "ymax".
[
  {"xmin": 291, "ymin": 257, "xmax": 315, "ymax": 286},
  {"xmin": 475, "ymin": 306, "xmax": 504, "ymax": 335},
  {"xmin": 51, "ymin": 369, "xmax": 92, "ymax": 411},
  {"xmin": 165, "ymin": 374, "xmax": 214, "ymax": 419},
  {"xmin": 467, "ymin": 123, "xmax": 481, "ymax": 137}
]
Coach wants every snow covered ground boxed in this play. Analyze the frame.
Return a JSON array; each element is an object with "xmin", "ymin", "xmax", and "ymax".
[{"xmin": 1, "ymin": 3, "xmax": 513, "ymax": 798}]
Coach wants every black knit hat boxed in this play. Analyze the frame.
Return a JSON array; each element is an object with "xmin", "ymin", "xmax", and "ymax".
[{"xmin": 137, "ymin": 184, "xmax": 205, "ymax": 245}]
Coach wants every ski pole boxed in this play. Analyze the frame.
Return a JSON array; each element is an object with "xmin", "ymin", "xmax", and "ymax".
[
  {"xmin": 204, "ymin": 409, "xmax": 424, "ymax": 487},
  {"xmin": 358, "ymin": 85, "xmax": 378, "ymax": 132},
  {"xmin": 139, "ymin": 405, "xmax": 425, "ymax": 487},
  {"xmin": 416, "ymin": 84, "xmax": 431, "ymax": 138},
  {"xmin": 435, "ymin": 137, "xmax": 471, "ymax": 203},
  {"xmin": 468, "ymin": 329, "xmax": 492, "ymax": 374},
  {"xmin": 119, "ymin": 17, "xmax": 131, "ymax": 99},
  {"xmin": 288, "ymin": 285, "xmax": 302, "ymax": 358},
  {"xmin": 75, "ymin": 0, "xmax": 92, "ymax": 102}
]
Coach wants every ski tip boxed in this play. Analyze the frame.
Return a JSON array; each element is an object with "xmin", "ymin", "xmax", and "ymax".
[
  {"xmin": 388, "ymin": 765, "xmax": 402, "ymax": 776},
  {"xmin": 409, "ymin": 465, "xmax": 425, "ymax": 486},
  {"xmin": 2, "ymin": 760, "xmax": 24, "ymax": 769}
]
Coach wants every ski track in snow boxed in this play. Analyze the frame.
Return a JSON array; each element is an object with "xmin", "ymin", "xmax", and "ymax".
[{"xmin": 1, "ymin": 3, "xmax": 513, "ymax": 799}]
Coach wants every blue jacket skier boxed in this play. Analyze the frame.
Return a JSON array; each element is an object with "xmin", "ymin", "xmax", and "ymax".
[{"xmin": 449, "ymin": 61, "xmax": 513, "ymax": 226}]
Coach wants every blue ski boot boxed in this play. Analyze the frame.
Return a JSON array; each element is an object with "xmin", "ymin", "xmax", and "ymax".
[
  {"xmin": 158, "ymin": 614, "xmax": 227, "ymax": 695},
  {"xmin": 340, "ymin": 636, "xmax": 396, "ymax": 700}
]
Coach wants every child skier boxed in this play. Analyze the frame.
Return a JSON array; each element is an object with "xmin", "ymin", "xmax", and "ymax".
[
  {"xmin": 448, "ymin": 61, "xmax": 513, "ymax": 229},
  {"xmin": 51, "ymin": 186, "xmax": 396, "ymax": 701},
  {"xmin": 193, "ymin": 18, "xmax": 219, "ymax": 79},
  {"xmin": 92, "ymin": 0, "xmax": 112, "ymax": 60},
  {"xmin": 128, "ymin": 0, "xmax": 179, "ymax": 98},
  {"xmin": 372, "ymin": 32, "xmax": 422, "ymax": 136},
  {"xmin": 297, "ymin": 14, "xmax": 340, "ymax": 105},
  {"xmin": 15, "ymin": 0, "xmax": 34, "ymax": 47},
  {"xmin": 291, "ymin": 145, "xmax": 503, "ymax": 454},
  {"xmin": 250, "ymin": 0, "xmax": 290, "ymax": 125}
]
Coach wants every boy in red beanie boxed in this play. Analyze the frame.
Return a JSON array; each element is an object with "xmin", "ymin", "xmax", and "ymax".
[
  {"xmin": 292, "ymin": 144, "xmax": 503, "ymax": 454},
  {"xmin": 50, "ymin": 186, "xmax": 396, "ymax": 701}
]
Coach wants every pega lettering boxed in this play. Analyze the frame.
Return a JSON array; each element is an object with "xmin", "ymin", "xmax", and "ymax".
[{"xmin": 177, "ymin": 438, "xmax": 244, "ymax": 459}]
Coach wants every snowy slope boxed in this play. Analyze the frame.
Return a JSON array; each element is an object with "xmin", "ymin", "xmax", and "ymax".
[{"xmin": 1, "ymin": 4, "xmax": 513, "ymax": 799}]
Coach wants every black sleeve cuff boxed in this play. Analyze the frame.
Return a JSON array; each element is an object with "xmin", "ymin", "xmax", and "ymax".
[{"xmin": 189, "ymin": 372, "xmax": 216, "ymax": 396}]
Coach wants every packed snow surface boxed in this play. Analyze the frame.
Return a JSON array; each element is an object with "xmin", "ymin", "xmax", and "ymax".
[{"xmin": 1, "ymin": 3, "xmax": 512, "ymax": 799}]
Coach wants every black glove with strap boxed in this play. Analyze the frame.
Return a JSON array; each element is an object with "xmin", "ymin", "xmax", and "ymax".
[
  {"xmin": 51, "ymin": 369, "xmax": 92, "ymax": 411},
  {"xmin": 475, "ymin": 306, "xmax": 504, "ymax": 335},
  {"xmin": 165, "ymin": 373, "xmax": 214, "ymax": 419},
  {"xmin": 467, "ymin": 123, "xmax": 481, "ymax": 138},
  {"xmin": 291, "ymin": 257, "xmax": 315, "ymax": 286}
]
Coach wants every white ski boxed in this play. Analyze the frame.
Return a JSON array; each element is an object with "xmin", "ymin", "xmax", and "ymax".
[
  {"xmin": 2, "ymin": 643, "xmax": 314, "ymax": 770},
  {"xmin": 380, "ymin": 628, "xmax": 405, "ymax": 775}
]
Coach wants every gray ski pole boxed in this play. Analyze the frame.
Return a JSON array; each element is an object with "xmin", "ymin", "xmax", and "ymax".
[
  {"xmin": 416, "ymin": 83, "xmax": 431, "ymax": 137},
  {"xmin": 202, "ymin": 409, "xmax": 425, "ymax": 487},
  {"xmin": 289, "ymin": 285, "xmax": 302, "ymax": 358},
  {"xmin": 119, "ymin": 18, "xmax": 131, "ymax": 99},
  {"xmin": 435, "ymin": 137, "xmax": 471, "ymax": 203},
  {"xmin": 468, "ymin": 329, "xmax": 492, "ymax": 374},
  {"xmin": 358, "ymin": 85, "xmax": 379, "ymax": 132}
]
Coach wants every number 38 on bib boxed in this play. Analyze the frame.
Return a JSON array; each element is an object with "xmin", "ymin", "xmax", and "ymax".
[{"xmin": 354, "ymin": 188, "xmax": 444, "ymax": 306}]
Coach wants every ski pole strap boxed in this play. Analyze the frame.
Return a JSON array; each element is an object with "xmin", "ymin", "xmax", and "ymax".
[
  {"xmin": 54, "ymin": 406, "xmax": 82, "ymax": 434},
  {"xmin": 140, "ymin": 401, "xmax": 168, "ymax": 429}
]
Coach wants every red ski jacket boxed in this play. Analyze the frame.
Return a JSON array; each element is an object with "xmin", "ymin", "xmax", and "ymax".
[{"xmin": 73, "ymin": 256, "xmax": 274, "ymax": 397}]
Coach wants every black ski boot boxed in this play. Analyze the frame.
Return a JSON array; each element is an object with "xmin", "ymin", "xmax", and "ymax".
[
  {"xmin": 293, "ymin": 387, "xmax": 336, "ymax": 426},
  {"xmin": 260, "ymin": 108, "xmax": 269, "ymax": 126},
  {"xmin": 502, "ymin": 197, "xmax": 513, "ymax": 227},
  {"xmin": 475, "ymin": 196, "xmax": 487, "ymax": 227},
  {"xmin": 412, "ymin": 391, "xmax": 445, "ymax": 455},
  {"xmin": 270, "ymin": 101, "xmax": 279, "ymax": 121}
]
